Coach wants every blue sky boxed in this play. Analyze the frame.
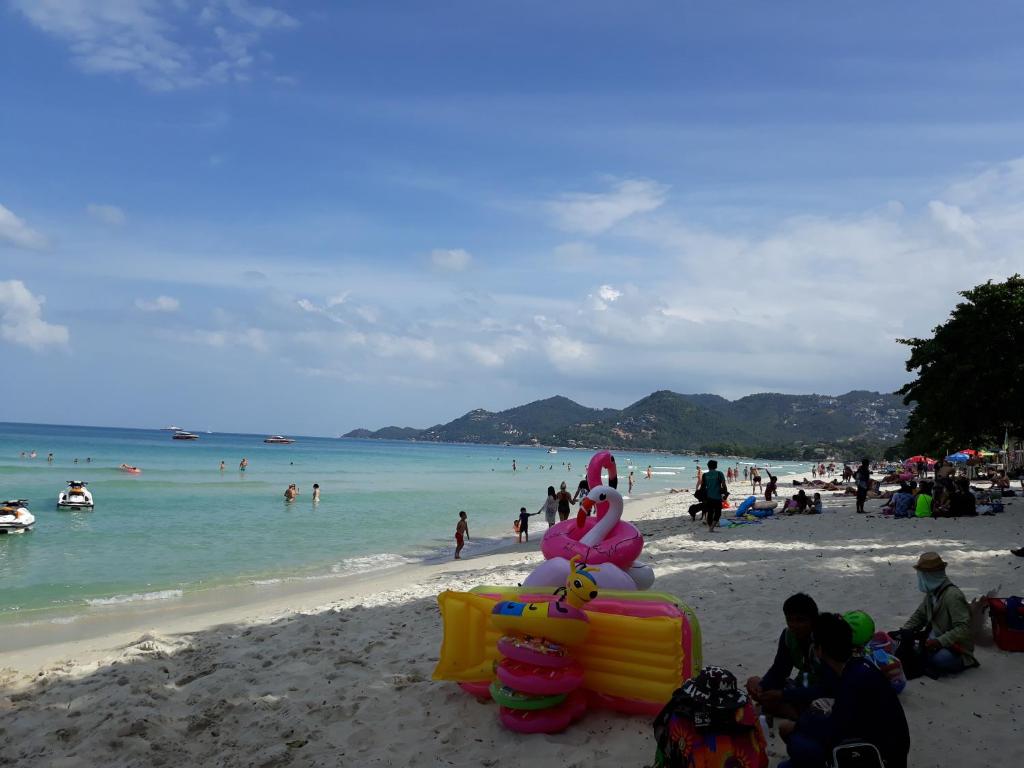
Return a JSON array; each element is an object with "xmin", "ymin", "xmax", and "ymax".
[{"xmin": 2, "ymin": 1, "xmax": 1023, "ymax": 435}]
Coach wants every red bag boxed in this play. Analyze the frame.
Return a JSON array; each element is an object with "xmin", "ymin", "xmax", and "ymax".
[{"xmin": 987, "ymin": 597, "xmax": 1024, "ymax": 652}]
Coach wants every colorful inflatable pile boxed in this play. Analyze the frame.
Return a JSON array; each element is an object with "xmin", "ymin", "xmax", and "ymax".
[{"xmin": 433, "ymin": 452, "xmax": 702, "ymax": 733}]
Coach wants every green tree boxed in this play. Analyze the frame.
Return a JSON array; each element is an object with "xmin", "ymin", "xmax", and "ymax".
[{"xmin": 898, "ymin": 274, "xmax": 1024, "ymax": 454}]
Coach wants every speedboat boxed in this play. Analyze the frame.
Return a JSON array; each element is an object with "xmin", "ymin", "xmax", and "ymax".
[
  {"xmin": 547, "ymin": 448, "xmax": 558, "ymax": 454},
  {"xmin": 58, "ymin": 481, "xmax": 94, "ymax": 510},
  {"xmin": 263, "ymin": 435, "xmax": 295, "ymax": 444},
  {"xmin": 0, "ymin": 500, "xmax": 34, "ymax": 534},
  {"xmin": 172, "ymin": 430, "xmax": 199, "ymax": 440}
]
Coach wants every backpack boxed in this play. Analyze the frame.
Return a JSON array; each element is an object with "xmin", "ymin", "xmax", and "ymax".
[{"xmin": 653, "ymin": 692, "xmax": 768, "ymax": 768}]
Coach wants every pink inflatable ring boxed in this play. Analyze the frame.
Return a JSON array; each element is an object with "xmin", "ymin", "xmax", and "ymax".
[
  {"xmin": 497, "ymin": 635, "xmax": 571, "ymax": 668},
  {"xmin": 496, "ymin": 657, "xmax": 584, "ymax": 696}
]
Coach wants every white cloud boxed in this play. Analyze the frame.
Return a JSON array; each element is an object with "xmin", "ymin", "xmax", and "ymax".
[
  {"xmin": 12, "ymin": 0, "xmax": 299, "ymax": 91},
  {"xmin": 547, "ymin": 179, "xmax": 668, "ymax": 235},
  {"xmin": 0, "ymin": 280, "xmax": 69, "ymax": 349},
  {"xmin": 86, "ymin": 203, "xmax": 126, "ymax": 225},
  {"xmin": 135, "ymin": 295, "xmax": 180, "ymax": 312},
  {"xmin": 431, "ymin": 248, "xmax": 473, "ymax": 271},
  {"xmin": 0, "ymin": 204, "xmax": 47, "ymax": 250},
  {"xmin": 928, "ymin": 200, "xmax": 979, "ymax": 245}
]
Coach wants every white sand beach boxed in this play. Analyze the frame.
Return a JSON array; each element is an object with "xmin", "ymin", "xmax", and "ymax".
[{"xmin": 2, "ymin": 479, "xmax": 1022, "ymax": 767}]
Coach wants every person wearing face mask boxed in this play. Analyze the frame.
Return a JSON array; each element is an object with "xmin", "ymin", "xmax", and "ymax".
[{"xmin": 900, "ymin": 551, "xmax": 978, "ymax": 677}]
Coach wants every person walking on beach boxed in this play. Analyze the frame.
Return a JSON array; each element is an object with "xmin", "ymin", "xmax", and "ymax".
[
  {"xmin": 628, "ymin": 470, "xmax": 635, "ymax": 494},
  {"xmin": 539, "ymin": 486, "xmax": 558, "ymax": 527},
  {"xmin": 454, "ymin": 511, "xmax": 469, "ymax": 559},
  {"xmin": 571, "ymin": 478, "xmax": 589, "ymax": 504},
  {"xmin": 517, "ymin": 506, "xmax": 539, "ymax": 543},
  {"xmin": 696, "ymin": 459, "xmax": 728, "ymax": 533},
  {"xmin": 555, "ymin": 482, "xmax": 574, "ymax": 521},
  {"xmin": 312, "ymin": 483, "xmax": 320, "ymax": 503},
  {"xmin": 854, "ymin": 458, "xmax": 871, "ymax": 514},
  {"xmin": 696, "ymin": 465, "xmax": 703, "ymax": 488},
  {"xmin": 752, "ymin": 467, "xmax": 762, "ymax": 492}
]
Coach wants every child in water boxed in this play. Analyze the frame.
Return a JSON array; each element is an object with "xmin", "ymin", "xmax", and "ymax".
[
  {"xmin": 454, "ymin": 511, "xmax": 469, "ymax": 559},
  {"xmin": 517, "ymin": 506, "xmax": 539, "ymax": 543}
]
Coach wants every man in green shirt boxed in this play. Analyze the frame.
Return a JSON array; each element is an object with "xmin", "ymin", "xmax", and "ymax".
[{"xmin": 697, "ymin": 459, "xmax": 729, "ymax": 532}]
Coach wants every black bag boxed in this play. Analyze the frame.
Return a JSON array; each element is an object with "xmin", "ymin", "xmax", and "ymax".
[
  {"xmin": 694, "ymin": 485, "xmax": 707, "ymax": 501},
  {"xmin": 890, "ymin": 629, "xmax": 928, "ymax": 680}
]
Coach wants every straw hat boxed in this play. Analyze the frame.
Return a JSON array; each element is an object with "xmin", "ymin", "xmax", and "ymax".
[{"xmin": 913, "ymin": 552, "xmax": 947, "ymax": 572}]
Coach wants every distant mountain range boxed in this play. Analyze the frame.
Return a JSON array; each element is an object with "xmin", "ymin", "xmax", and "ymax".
[{"xmin": 344, "ymin": 390, "xmax": 910, "ymax": 459}]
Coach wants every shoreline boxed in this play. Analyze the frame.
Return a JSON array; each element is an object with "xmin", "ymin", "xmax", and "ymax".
[{"xmin": 0, "ymin": 472, "xmax": 799, "ymax": 674}]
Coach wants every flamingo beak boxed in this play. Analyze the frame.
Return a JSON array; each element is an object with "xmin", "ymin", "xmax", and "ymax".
[{"xmin": 577, "ymin": 497, "xmax": 594, "ymax": 527}]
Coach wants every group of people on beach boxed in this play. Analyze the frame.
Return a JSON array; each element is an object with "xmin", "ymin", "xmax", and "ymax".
[{"xmin": 745, "ymin": 549, "xmax": 975, "ymax": 767}]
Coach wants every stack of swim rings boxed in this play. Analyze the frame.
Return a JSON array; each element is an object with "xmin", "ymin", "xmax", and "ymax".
[{"xmin": 489, "ymin": 634, "xmax": 587, "ymax": 733}]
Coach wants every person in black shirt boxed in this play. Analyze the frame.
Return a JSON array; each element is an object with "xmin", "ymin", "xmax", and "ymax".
[
  {"xmin": 746, "ymin": 593, "xmax": 831, "ymax": 720},
  {"xmin": 854, "ymin": 458, "xmax": 871, "ymax": 513},
  {"xmin": 780, "ymin": 613, "xmax": 910, "ymax": 768}
]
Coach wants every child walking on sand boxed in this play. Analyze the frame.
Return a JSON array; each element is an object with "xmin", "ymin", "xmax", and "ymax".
[
  {"xmin": 454, "ymin": 511, "xmax": 469, "ymax": 559},
  {"xmin": 516, "ymin": 506, "xmax": 539, "ymax": 543}
]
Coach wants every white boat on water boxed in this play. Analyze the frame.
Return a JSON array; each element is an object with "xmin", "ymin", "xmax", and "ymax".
[
  {"xmin": 172, "ymin": 430, "xmax": 199, "ymax": 440},
  {"xmin": 547, "ymin": 448, "xmax": 558, "ymax": 454},
  {"xmin": 160, "ymin": 425, "xmax": 183, "ymax": 431},
  {"xmin": 0, "ymin": 499, "xmax": 35, "ymax": 533},
  {"xmin": 264, "ymin": 435, "xmax": 295, "ymax": 444},
  {"xmin": 58, "ymin": 481, "xmax": 94, "ymax": 510}
]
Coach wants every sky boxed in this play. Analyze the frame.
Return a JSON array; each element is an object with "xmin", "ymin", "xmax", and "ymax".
[{"xmin": 1, "ymin": 1, "xmax": 1023, "ymax": 436}]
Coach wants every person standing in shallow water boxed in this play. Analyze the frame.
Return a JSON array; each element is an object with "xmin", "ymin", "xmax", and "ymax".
[
  {"xmin": 539, "ymin": 486, "xmax": 558, "ymax": 527},
  {"xmin": 555, "ymin": 482, "xmax": 574, "ymax": 521},
  {"xmin": 454, "ymin": 511, "xmax": 469, "ymax": 559}
]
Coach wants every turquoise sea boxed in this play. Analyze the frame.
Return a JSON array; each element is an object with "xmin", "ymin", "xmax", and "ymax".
[{"xmin": 0, "ymin": 422, "xmax": 814, "ymax": 623}]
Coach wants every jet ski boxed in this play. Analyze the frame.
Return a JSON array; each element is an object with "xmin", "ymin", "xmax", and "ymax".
[
  {"xmin": 58, "ymin": 481, "xmax": 94, "ymax": 510},
  {"xmin": 0, "ymin": 500, "xmax": 35, "ymax": 534}
]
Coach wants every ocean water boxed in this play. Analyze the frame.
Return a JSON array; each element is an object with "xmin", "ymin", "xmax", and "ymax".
[{"xmin": 0, "ymin": 422, "xmax": 813, "ymax": 622}]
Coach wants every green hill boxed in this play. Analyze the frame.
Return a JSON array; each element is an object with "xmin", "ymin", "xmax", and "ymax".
[{"xmin": 342, "ymin": 390, "xmax": 910, "ymax": 458}]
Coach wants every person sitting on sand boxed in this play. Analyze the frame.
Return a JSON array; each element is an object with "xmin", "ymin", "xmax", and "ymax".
[
  {"xmin": 779, "ymin": 613, "xmax": 910, "ymax": 768},
  {"xmin": 809, "ymin": 492, "xmax": 822, "ymax": 514},
  {"xmin": 943, "ymin": 478, "xmax": 978, "ymax": 517},
  {"xmin": 888, "ymin": 484, "xmax": 916, "ymax": 519},
  {"xmin": 746, "ymin": 593, "xmax": 831, "ymax": 721},
  {"xmin": 896, "ymin": 551, "xmax": 978, "ymax": 677},
  {"xmin": 914, "ymin": 481, "xmax": 933, "ymax": 518},
  {"xmin": 517, "ymin": 506, "xmax": 540, "ymax": 543}
]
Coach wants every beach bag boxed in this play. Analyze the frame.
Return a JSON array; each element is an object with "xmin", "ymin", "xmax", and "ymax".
[
  {"xmin": 987, "ymin": 596, "xmax": 1024, "ymax": 652},
  {"xmin": 866, "ymin": 647, "xmax": 907, "ymax": 694},
  {"xmin": 652, "ymin": 667, "xmax": 768, "ymax": 768}
]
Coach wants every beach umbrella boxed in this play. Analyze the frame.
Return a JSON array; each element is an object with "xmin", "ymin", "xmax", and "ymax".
[
  {"xmin": 957, "ymin": 449, "xmax": 979, "ymax": 457},
  {"xmin": 903, "ymin": 455, "xmax": 934, "ymax": 466},
  {"xmin": 945, "ymin": 452, "xmax": 970, "ymax": 463}
]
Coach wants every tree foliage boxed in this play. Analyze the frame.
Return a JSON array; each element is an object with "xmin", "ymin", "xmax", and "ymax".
[{"xmin": 898, "ymin": 274, "xmax": 1024, "ymax": 454}]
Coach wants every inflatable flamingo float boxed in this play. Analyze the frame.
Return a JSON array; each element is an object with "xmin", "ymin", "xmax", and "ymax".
[{"xmin": 524, "ymin": 451, "xmax": 655, "ymax": 591}]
